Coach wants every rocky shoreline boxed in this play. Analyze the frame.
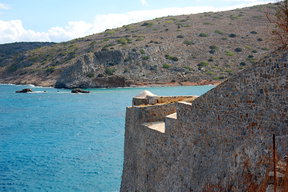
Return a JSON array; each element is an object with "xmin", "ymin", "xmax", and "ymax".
[{"xmin": 1, "ymin": 80, "xmax": 221, "ymax": 89}]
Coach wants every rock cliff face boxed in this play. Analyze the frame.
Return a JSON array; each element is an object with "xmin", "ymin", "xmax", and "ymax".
[
  {"xmin": 55, "ymin": 50, "xmax": 131, "ymax": 88},
  {"xmin": 121, "ymin": 49, "xmax": 288, "ymax": 191}
]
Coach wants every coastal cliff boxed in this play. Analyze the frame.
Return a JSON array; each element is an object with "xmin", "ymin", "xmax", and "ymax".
[{"xmin": 120, "ymin": 49, "xmax": 288, "ymax": 191}]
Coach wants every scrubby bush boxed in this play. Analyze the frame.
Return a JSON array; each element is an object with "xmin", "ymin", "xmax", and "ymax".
[
  {"xmin": 199, "ymin": 33, "xmax": 209, "ymax": 37},
  {"xmin": 209, "ymin": 45, "xmax": 218, "ymax": 50},
  {"xmin": 136, "ymin": 36, "xmax": 145, "ymax": 41},
  {"xmin": 86, "ymin": 73, "xmax": 94, "ymax": 78},
  {"xmin": 141, "ymin": 22, "xmax": 153, "ymax": 27},
  {"xmin": 46, "ymin": 66, "xmax": 55, "ymax": 73},
  {"xmin": 105, "ymin": 67, "xmax": 116, "ymax": 75},
  {"xmin": 177, "ymin": 35, "xmax": 184, "ymax": 38},
  {"xmin": 208, "ymin": 58, "xmax": 214, "ymax": 62},
  {"xmin": 209, "ymin": 49, "xmax": 216, "ymax": 54},
  {"xmin": 117, "ymin": 38, "xmax": 128, "ymax": 45},
  {"xmin": 162, "ymin": 64, "xmax": 171, "ymax": 69},
  {"xmin": 228, "ymin": 33, "xmax": 237, "ymax": 38},
  {"xmin": 183, "ymin": 40, "xmax": 194, "ymax": 45},
  {"xmin": 214, "ymin": 30, "xmax": 224, "ymax": 35},
  {"xmin": 165, "ymin": 55, "xmax": 178, "ymax": 61},
  {"xmin": 197, "ymin": 61, "xmax": 209, "ymax": 67},
  {"xmin": 250, "ymin": 31, "xmax": 258, "ymax": 34},
  {"xmin": 234, "ymin": 48, "xmax": 242, "ymax": 52},
  {"xmin": 142, "ymin": 56, "xmax": 150, "ymax": 60},
  {"xmin": 213, "ymin": 76, "xmax": 226, "ymax": 80},
  {"xmin": 206, "ymin": 71, "xmax": 215, "ymax": 76},
  {"xmin": 225, "ymin": 50, "xmax": 235, "ymax": 56}
]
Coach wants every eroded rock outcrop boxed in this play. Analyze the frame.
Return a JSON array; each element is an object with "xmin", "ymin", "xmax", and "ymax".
[
  {"xmin": 15, "ymin": 88, "xmax": 33, "ymax": 93},
  {"xmin": 55, "ymin": 50, "xmax": 132, "ymax": 88},
  {"xmin": 71, "ymin": 88, "xmax": 90, "ymax": 93}
]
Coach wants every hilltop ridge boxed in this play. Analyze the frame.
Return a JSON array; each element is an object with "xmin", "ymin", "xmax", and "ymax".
[{"xmin": 0, "ymin": 3, "xmax": 279, "ymax": 88}]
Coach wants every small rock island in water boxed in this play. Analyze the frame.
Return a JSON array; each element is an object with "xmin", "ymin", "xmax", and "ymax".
[{"xmin": 15, "ymin": 88, "xmax": 33, "ymax": 93}]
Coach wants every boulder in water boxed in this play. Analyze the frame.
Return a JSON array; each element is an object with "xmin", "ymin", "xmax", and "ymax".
[
  {"xmin": 16, "ymin": 88, "xmax": 33, "ymax": 93},
  {"xmin": 71, "ymin": 88, "xmax": 90, "ymax": 93}
]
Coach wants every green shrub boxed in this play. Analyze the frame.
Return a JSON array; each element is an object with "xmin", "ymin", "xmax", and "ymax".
[
  {"xmin": 206, "ymin": 71, "xmax": 215, "ymax": 75},
  {"xmin": 165, "ymin": 55, "xmax": 178, "ymax": 61},
  {"xmin": 199, "ymin": 33, "xmax": 209, "ymax": 37},
  {"xmin": 239, "ymin": 62, "xmax": 246, "ymax": 66},
  {"xmin": 250, "ymin": 31, "xmax": 257, "ymax": 34},
  {"xmin": 86, "ymin": 73, "xmax": 95, "ymax": 78},
  {"xmin": 225, "ymin": 50, "xmax": 235, "ymax": 56},
  {"xmin": 257, "ymin": 38, "xmax": 263, "ymax": 41},
  {"xmin": 209, "ymin": 49, "xmax": 216, "ymax": 54},
  {"xmin": 136, "ymin": 36, "xmax": 145, "ymax": 41},
  {"xmin": 141, "ymin": 22, "xmax": 153, "ymax": 27},
  {"xmin": 105, "ymin": 29, "xmax": 116, "ymax": 34},
  {"xmin": 183, "ymin": 40, "xmax": 194, "ymax": 45},
  {"xmin": 228, "ymin": 33, "xmax": 237, "ymax": 38},
  {"xmin": 213, "ymin": 76, "xmax": 226, "ymax": 80},
  {"xmin": 140, "ymin": 49, "xmax": 145, "ymax": 54},
  {"xmin": 98, "ymin": 74, "xmax": 104, "ymax": 77},
  {"xmin": 214, "ymin": 30, "xmax": 224, "ymax": 35},
  {"xmin": 234, "ymin": 48, "xmax": 242, "ymax": 52},
  {"xmin": 203, "ymin": 22, "xmax": 212, "ymax": 25},
  {"xmin": 225, "ymin": 69, "xmax": 233, "ymax": 73},
  {"xmin": 209, "ymin": 45, "xmax": 218, "ymax": 50},
  {"xmin": 117, "ymin": 38, "xmax": 128, "ymax": 45},
  {"xmin": 165, "ymin": 20, "xmax": 173, "ymax": 23},
  {"xmin": 162, "ymin": 64, "xmax": 171, "ymax": 69},
  {"xmin": 197, "ymin": 61, "xmax": 209, "ymax": 67},
  {"xmin": 184, "ymin": 66, "xmax": 193, "ymax": 71},
  {"xmin": 208, "ymin": 58, "xmax": 214, "ymax": 62},
  {"xmin": 46, "ymin": 66, "xmax": 55, "ymax": 73},
  {"xmin": 177, "ymin": 35, "xmax": 184, "ymax": 38},
  {"xmin": 142, "ymin": 56, "xmax": 150, "ymax": 60},
  {"xmin": 105, "ymin": 67, "xmax": 116, "ymax": 75}
]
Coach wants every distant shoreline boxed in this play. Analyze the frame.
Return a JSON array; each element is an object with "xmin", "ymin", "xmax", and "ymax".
[
  {"xmin": 130, "ymin": 80, "xmax": 222, "ymax": 88},
  {"xmin": 0, "ymin": 80, "xmax": 222, "ymax": 89}
]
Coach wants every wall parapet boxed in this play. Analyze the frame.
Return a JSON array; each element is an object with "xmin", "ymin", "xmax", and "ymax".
[{"xmin": 133, "ymin": 95, "xmax": 197, "ymax": 106}]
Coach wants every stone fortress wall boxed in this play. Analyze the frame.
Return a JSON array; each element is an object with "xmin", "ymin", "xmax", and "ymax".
[{"xmin": 121, "ymin": 50, "xmax": 288, "ymax": 192}]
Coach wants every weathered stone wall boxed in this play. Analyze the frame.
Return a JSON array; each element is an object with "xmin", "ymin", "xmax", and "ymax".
[{"xmin": 121, "ymin": 50, "xmax": 288, "ymax": 192}]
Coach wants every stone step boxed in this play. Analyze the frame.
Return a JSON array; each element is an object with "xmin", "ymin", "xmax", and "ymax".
[{"xmin": 142, "ymin": 121, "xmax": 165, "ymax": 133}]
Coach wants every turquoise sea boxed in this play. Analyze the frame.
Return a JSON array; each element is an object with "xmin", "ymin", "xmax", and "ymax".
[{"xmin": 0, "ymin": 84, "xmax": 214, "ymax": 192}]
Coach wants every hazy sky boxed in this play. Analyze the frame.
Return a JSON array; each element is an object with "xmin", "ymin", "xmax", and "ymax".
[{"xmin": 0, "ymin": 0, "xmax": 274, "ymax": 44}]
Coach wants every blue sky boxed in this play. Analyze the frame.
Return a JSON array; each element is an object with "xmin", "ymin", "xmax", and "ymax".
[{"xmin": 0, "ymin": 0, "xmax": 274, "ymax": 44}]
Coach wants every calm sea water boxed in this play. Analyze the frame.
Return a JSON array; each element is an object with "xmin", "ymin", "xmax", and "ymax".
[{"xmin": 0, "ymin": 84, "xmax": 214, "ymax": 192}]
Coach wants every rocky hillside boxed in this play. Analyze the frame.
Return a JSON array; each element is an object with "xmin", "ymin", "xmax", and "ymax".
[
  {"xmin": 0, "ymin": 42, "xmax": 54, "ymax": 67},
  {"xmin": 0, "ymin": 3, "xmax": 280, "ymax": 88}
]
